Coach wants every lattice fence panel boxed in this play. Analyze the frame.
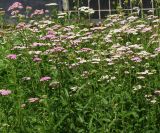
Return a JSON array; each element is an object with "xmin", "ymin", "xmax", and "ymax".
[{"xmin": 66, "ymin": 0, "xmax": 157, "ymax": 19}]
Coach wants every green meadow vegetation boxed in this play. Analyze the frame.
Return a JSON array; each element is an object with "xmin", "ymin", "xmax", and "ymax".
[{"xmin": 0, "ymin": 1, "xmax": 160, "ymax": 133}]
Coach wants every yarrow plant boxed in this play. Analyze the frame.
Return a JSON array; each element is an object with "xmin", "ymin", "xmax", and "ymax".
[
  {"xmin": 78, "ymin": 6, "xmax": 95, "ymax": 15},
  {"xmin": 7, "ymin": 54, "xmax": 17, "ymax": 60},
  {"xmin": 40, "ymin": 76, "xmax": 51, "ymax": 81},
  {"xmin": 0, "ymin": 89, "xmax": 11, "ymax": 96},
  {"xmin": 28, "ymin": 97, "xmax": 39, "ymax": 103},
  {"xmin": 1, "ymin": 2, "xmax": 160, "ymax": 132},
  {"xmin": 8, "ymin": 2, "xmax": 23, "ymax": 11},
  {"xmin": 31, "ymin": 9, "xmax": 45, "ymax": 17}
]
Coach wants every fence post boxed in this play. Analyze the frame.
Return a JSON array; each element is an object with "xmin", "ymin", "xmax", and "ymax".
[
  {"xmin": 151, "ymin": 0, "xmax": 155, "ymax": 15},
  {"xmin": 98, "ymin": 0, "xmax": 101, "ymax": 19},
  {"xmin": 88, "ymin": 0, "xmax": 91, "ymax": 20},
  {"xmin": 130, "ymin": 0, "xmax": 133, "ymax": 14},
  {"xmin": 109, "ymin": 0, "xmax": 111, "ymax": 15}
]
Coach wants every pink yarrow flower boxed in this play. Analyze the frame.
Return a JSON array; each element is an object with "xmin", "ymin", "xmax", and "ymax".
[
  {"xmin": 28, "ymin": 97, "xmax": 39, "ymax": 103},
  {"xmin": 80, "ymin": 48, "xmax": 92, "ymax": 52},
  {"xmin": 40, "ymin": 76, "xmax": 51, "ymax": 81},
  {"xmin": 155, "ymin": 47, "xmax": 160, "ymax": 52},
  {"xmin": 41, "ymin": 34, "xmax": 56, "ymax": 40},
  {"xmin": 131, "ymin": 57, "xmax": 142, "ymax": 62},
  {"xmin": 32, "ymin": 42, "xmax": 45, "ymax": 47},
  {"xmin": 7, "ymin": 54, "xmax": 17, "ymax": 60},
  {"xmin": 8, "ymin": 2, "xmax": 23, "ymax": 11},
  {"xmin": 44, "ymin": 47, "xmax": 66, "ymax": 54},
  {"xmin": 0, "ymin": 89, "xmax": 12, "ymax": 96},
  {"xmin": 16, "ymin": 22, "xmax": 26, "ymax": 29},
  {"xmin": 31, "ymin": 9, "xmax": 44, "ymax": 17},
  {"xmin": 33, "ymin": 57, "xmax": 42, "ymax": 62}
]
